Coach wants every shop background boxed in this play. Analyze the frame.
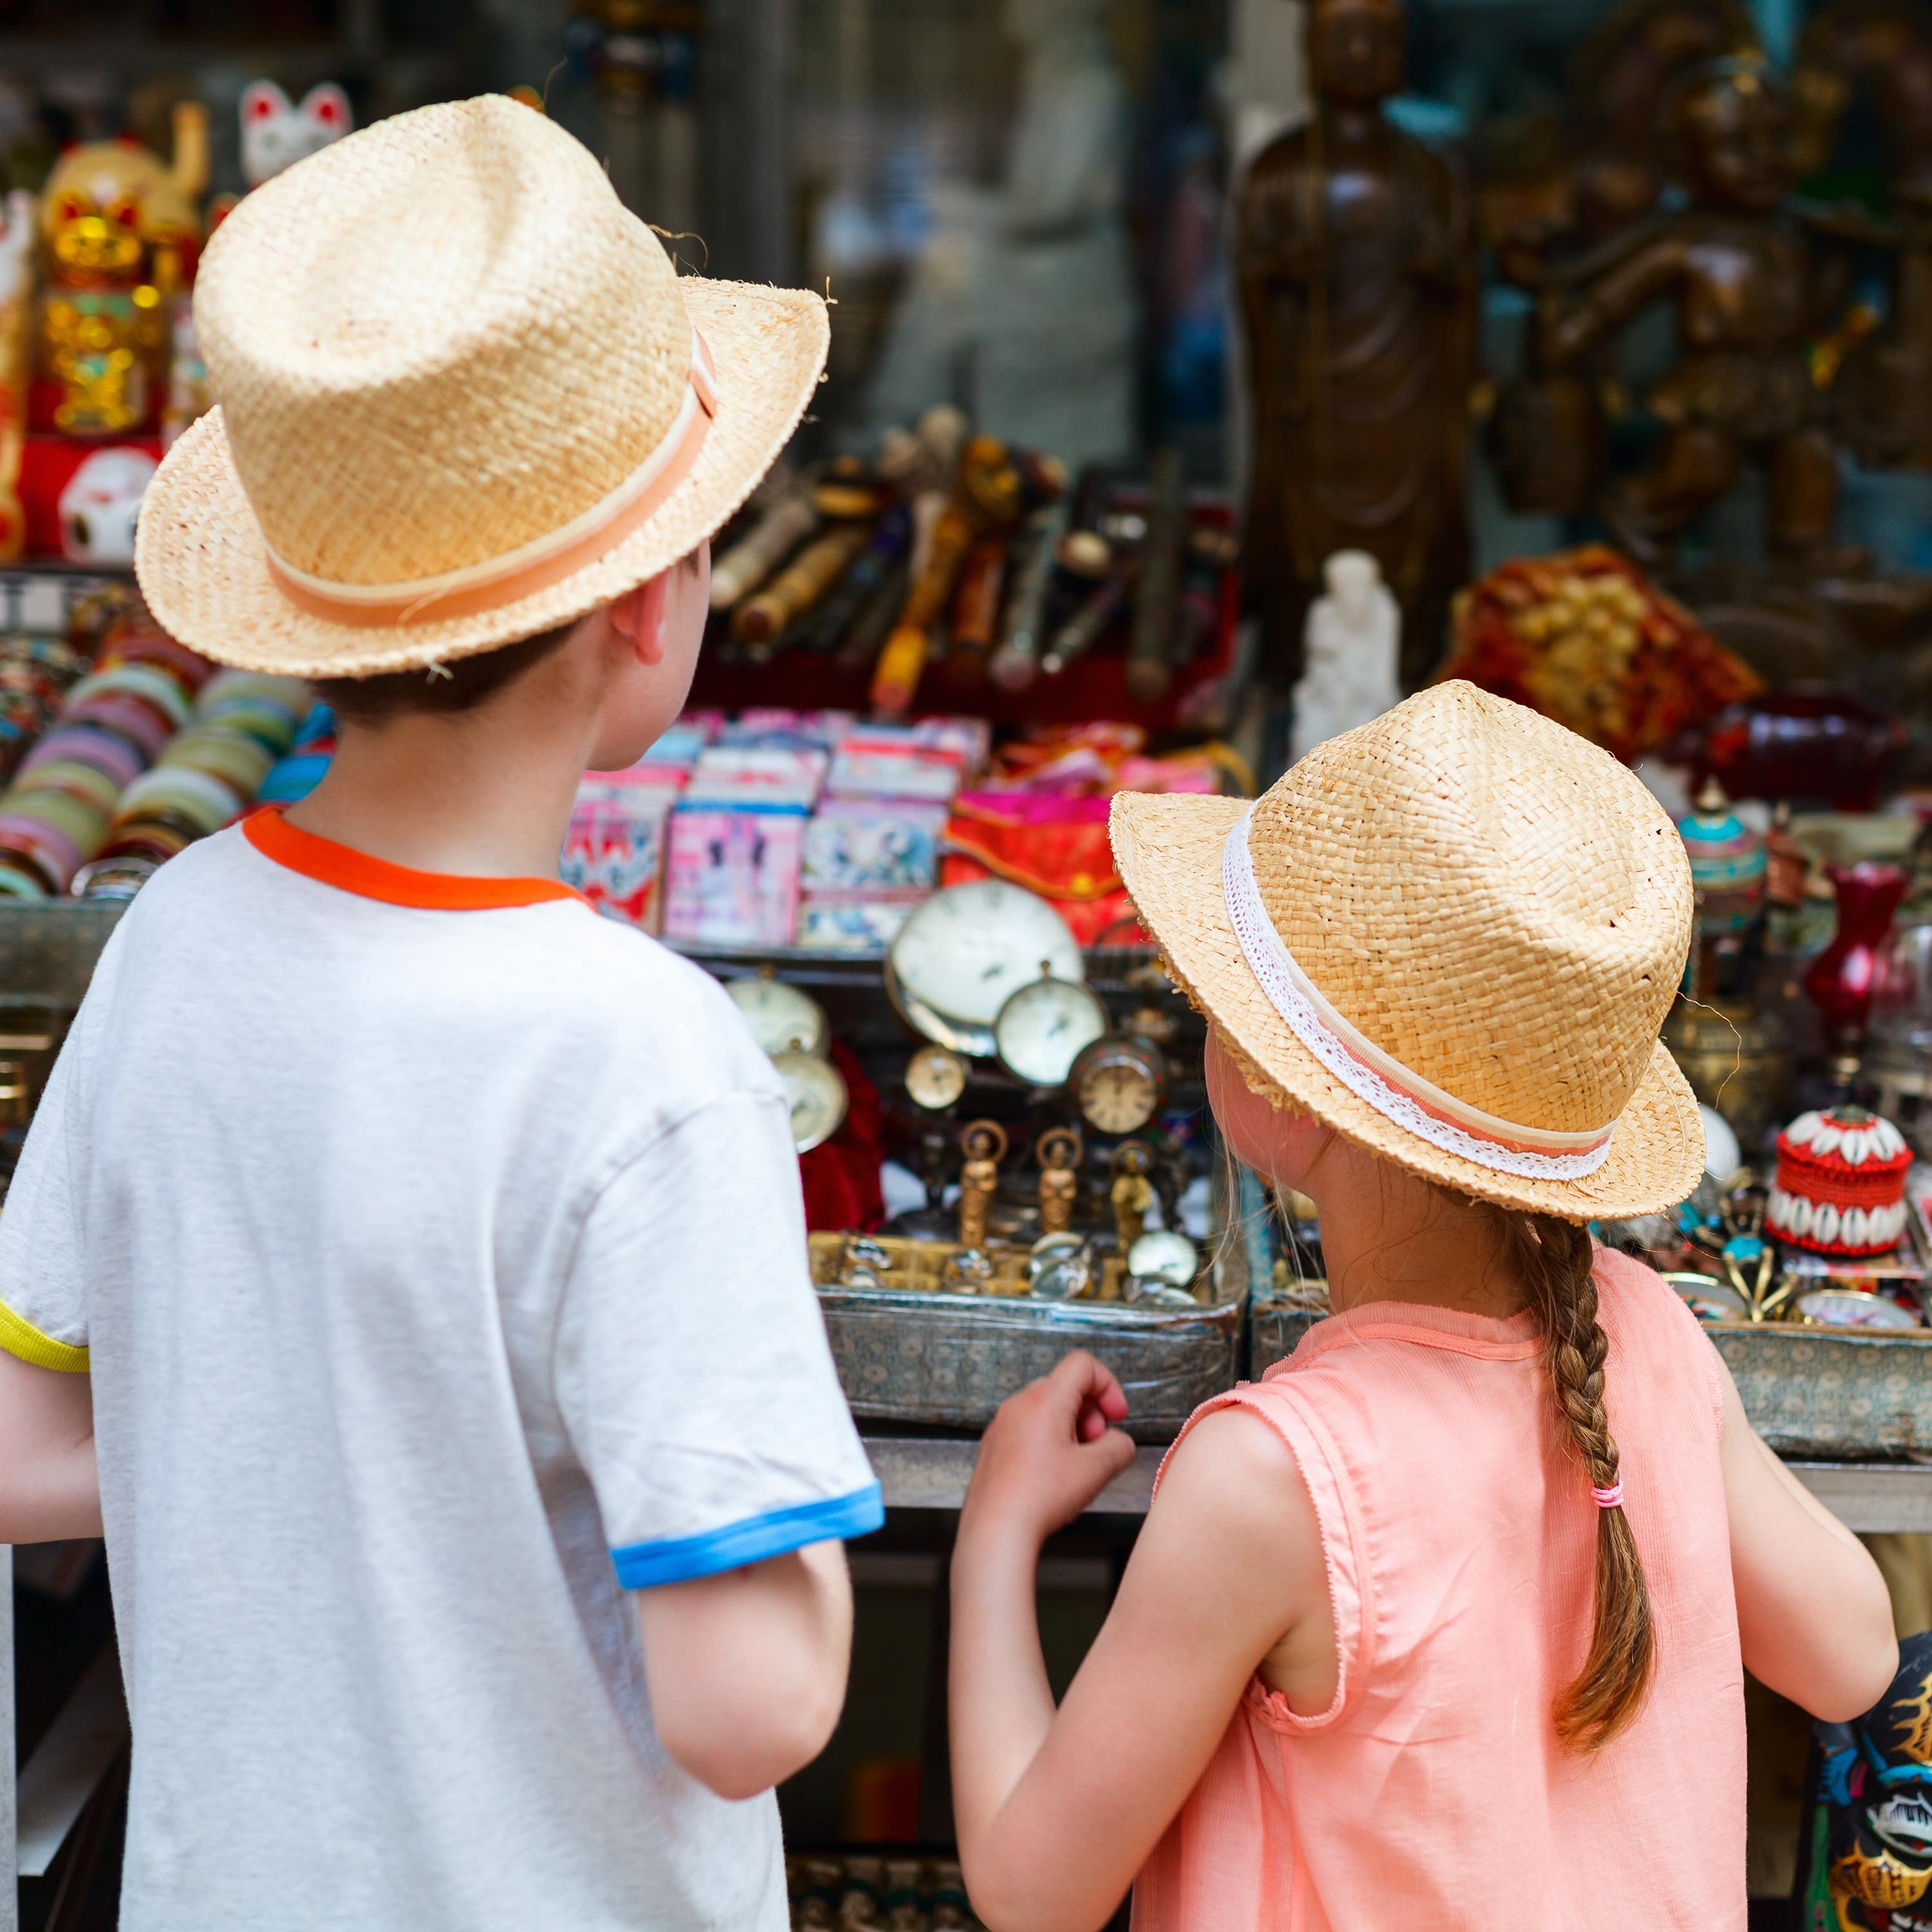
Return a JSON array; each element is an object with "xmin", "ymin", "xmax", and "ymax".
[
  {"xmin": 7, "ymin": 2, "xmax": 1928, "ymax": 1926},
  {"xmin": 12, "ymin": 0, "xmax": 1927, "ymax": 586}
]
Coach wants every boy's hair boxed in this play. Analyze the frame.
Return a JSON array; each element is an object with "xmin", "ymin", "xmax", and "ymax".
[{"xmin": 314, "ymin": 620, "xmax": 574, "ymax": 726}]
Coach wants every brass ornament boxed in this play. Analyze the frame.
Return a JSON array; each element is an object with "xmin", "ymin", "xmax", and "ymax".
[
  {"xmin": 1036, "ymin": 1125, "xmax": 1084, "ymax": 1236},
  {"xmin": 957, "ymin": 1118, "xmax": 1009, "ymax": 1252},
  {"xmin": 1110, "ymin": 1140, "xmax": 1155, "ymax": 1251}
]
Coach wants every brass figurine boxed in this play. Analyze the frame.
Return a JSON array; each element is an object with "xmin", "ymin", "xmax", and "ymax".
[
  {"xmin": 1110, "ymin": 1141, "xmax": 1155, "ymax": 1253},
  {"xmin": 957, "ymin": 1118, "xmax": 1009, "ymax": 1252},
  {"xmin": 1235, "ymin": 0, "xmax": 1476, "ymax": 688},
  {"xmin": 1036, "ymin": 1125, "xmax": 1084, "ymax": 1236}
]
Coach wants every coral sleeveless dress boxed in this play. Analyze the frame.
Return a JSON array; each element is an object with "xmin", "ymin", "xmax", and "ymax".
[{"xmin": 1132, "ymin": 1247, "xmax": 1745, "ymax": 1931}]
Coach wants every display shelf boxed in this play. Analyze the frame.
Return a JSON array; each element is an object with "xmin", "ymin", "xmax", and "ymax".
[{"xmin": 864, "ymin": 1435, "xmax": 1932, "ymax": 1530}]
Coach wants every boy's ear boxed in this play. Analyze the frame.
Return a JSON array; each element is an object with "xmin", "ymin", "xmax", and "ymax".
[{"xmin": 607, "ymin": 573, "xmax": 670, "ymax": 665}]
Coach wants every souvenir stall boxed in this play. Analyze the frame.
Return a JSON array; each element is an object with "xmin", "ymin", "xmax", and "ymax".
[{"xmin": 12, "ymin": 0, "xmax": 1932, "ymax": 1922}]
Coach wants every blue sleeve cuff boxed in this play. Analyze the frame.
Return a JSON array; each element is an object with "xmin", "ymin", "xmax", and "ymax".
[{"xmin": 611, "ymin": 1481, "xmax": 885, "ymax": 1589}]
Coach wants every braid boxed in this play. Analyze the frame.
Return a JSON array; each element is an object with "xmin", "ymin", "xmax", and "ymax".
[{"xmin": 1502, "ymin": 1211, "xmax": 1657, "ymax": 1753}]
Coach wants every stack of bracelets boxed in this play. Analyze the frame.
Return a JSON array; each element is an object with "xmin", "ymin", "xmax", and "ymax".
[{"xmin": 0, "ymin": 603, "xmax": 310, "ymax": 902}]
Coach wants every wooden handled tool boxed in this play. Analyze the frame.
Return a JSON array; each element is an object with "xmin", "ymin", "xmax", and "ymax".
[
  {"xmin": 709, "ymin": 492, "xmax": 817, "ymax": 611},
  {"xmin": 732, "ymin": 522, "xmax": 872, "ymax": 650}
]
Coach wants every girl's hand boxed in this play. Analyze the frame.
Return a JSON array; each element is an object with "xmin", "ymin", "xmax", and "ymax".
[{"xmin": 960, "ymin": 1350, "xmax": 1137, "ymax": 1552}]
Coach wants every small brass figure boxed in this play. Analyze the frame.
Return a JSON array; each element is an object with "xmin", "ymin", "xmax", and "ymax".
[
  {"xmin": 1110, "ymin": 1141, "xmax": 1155, "ymax": 1252},
  {"xmin": 958, "ymin": 1118, "xmax": 1009, "ymax": 1253},
  {"xmin": 1036, "ymin": 1125, "xmax": 1084, "ymax": 1236}
]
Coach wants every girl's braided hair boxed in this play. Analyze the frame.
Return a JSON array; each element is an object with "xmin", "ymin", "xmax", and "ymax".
[{"xmin": 1492, "ymin": 1210, "xmax": 1656, "ymax": 1753}]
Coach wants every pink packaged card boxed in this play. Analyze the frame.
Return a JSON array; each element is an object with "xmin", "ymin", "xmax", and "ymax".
[
  {"xmin": 560, "ymin": 794, "xmax": 676, "ymax": 927},
  {"xmin": 661, "ymin": 805, "xmax": 806, "ymax": 946}
]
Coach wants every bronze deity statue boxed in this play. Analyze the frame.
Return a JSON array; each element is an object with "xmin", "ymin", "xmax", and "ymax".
[
  {"xmin": 1235, "ymin": 0, "xmax": 1476, "ymax": 689},
  {"xmin": 1792, "ymin": 0, "xmax": 1932, "ymax": 471},
  {"xmin": 1533, "ymin": 57, "xmax": 1853, "ymax": 565},
  {"xmin": 1485, "ymin": 0, "xmax": 1758, "ymax": 515}
]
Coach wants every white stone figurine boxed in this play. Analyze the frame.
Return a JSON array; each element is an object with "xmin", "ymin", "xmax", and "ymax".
[{"xmin": 1291, "ymin": 551, "xmax": 1401, "ymax": 764}]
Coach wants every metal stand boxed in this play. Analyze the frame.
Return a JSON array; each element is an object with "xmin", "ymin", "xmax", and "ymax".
[{"xmin": 862, "ymin": 1435, "xmax": 1932, "ymax": 1530}]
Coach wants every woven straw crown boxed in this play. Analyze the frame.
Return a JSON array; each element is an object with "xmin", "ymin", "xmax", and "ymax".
[
  {"xmin": 1112, "ymin": 682, "xmax": 1705, "ymax": 1220},
  {"xmin": 198, "ymin": 97, "xmax": 694, "ymax": 587},
  {"xmin": 1253, "ymin": 684, "xmax": 1689, "ymax": 1135},
  {"xmin": 135, "ymin": 95, "xmax": 829, "ymax": 677}
]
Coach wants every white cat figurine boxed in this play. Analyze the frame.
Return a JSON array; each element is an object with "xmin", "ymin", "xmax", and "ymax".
[{"xmin": 240, "ymin": 81, "xmax": 352, "ymax": 190}]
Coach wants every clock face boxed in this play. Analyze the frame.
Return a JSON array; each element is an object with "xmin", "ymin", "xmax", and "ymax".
[
  {"xmin": 1127, "ymin": 1229, "xmax": 1199, "ymax": 1289},
  {"xmin": 905, "ymin": 1043, "xmax": 969, "ymax": 1112},
  {"xmin": 1073, "ymin": 1041, "xmax": 1164, "ymax": 1135},
  {"xmin": 993, "ymin": 974, "xmax": 1108, "ymax": 1088},
  {"xmin": 726, "ymin": 973, "xmax": 828, "ymax": 1058},
  {"xmin": 888, "ymin": 880, "xmax": 1084, "ymax": 1034},
  {"xmin": 773, "ymin": 1050, "xmax": 848, "ymax": 1152}
]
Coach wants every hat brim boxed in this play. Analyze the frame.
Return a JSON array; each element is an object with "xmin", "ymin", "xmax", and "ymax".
[
  {"xmin": 1112, "ymin": 790, "xmax": 1707, "ymax": 1222},
  {"xmin": 134, "ymin": 279, "xmax": 829, "ymax": 678}
]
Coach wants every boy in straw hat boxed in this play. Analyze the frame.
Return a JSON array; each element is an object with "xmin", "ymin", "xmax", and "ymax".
[
  {"xmin": 945, "ymin": 683, "xmax": 1899, "ymax": 1930},
  {"xmin": 0, "ymin": 97, "xmax": 880, "ymax": 1930}
]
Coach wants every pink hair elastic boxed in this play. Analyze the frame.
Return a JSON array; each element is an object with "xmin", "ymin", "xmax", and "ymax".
[{"xmin": 1591, "ymin": 1482, "xmax": 1625, "ymax": 1510}]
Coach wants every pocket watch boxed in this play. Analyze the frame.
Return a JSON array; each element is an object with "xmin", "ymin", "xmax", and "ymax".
[
  {"xmin": 773, "ymin": 1050, "xmax": 848, "ymax": 1152},
  {"xmin": 1068, "ymin": 1031, "xmax": 1170, "ymax": 1136},
  {"xmin": 992, "ymin": 966, "xmax": 1108, "ymax": 1088},
  {"xmin": 905, "ymin": 1042, "xmax": 969, "ymax": 1112},
  {"xmin": 887, "ymin": 878, "xmax": 1084, "ymax": 1057},
  {"xmin": 1126, "ymin": 1229, "xmax": 1200, "ymax": 1290},
  {"xmin": 726, "ymin": 966, "xmax": 829, "ymax": 1059}
]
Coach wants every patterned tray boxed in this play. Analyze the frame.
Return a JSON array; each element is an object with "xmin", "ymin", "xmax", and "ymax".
[
  {"xmin": 1248, "ymin": 1296, "xmax": 1932, "ymax": 1463},
  {"xmin": 819, "ymin": 1286, "xmax": 1244, "ymax": 1443}
]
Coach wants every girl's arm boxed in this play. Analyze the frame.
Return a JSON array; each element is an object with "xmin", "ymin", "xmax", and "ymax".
[
  {"xmin": 1718, "ymin": 1350, "xmax": 1897, "ymax": 1719},
  {"xmin": 0, "ymin": 1348, "xmax": 99, "ymax": 1544},
  {"xmin": 951, "ymin": 1353, "xmax": 1332, "ymax": 1932}
]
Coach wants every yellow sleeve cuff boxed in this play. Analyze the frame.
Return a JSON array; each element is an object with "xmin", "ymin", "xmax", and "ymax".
[{"xmin": 0, "ymin": 1297, "xmax": 89, "ymax": 1372}]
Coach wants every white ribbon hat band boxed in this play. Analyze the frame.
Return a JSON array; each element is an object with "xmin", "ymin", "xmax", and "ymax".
[{"xmin": 1220, "ymin": 804, "xmax": 1617, "ymax": 1182}]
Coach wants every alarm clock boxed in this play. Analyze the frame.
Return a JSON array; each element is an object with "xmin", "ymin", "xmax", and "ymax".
[
  {"xmin": 992, "ymin": 969, "xmax": 1108, "ymax": 1088},
  {"xmin": 905, "ymin": 1043, "xmax": 969, "ymax": 1112},
  {"xmin": 774, "ymin": 1050, "xmax": 848, "ymax": 1152},
  {"xmin": 887, "ymin": 878, "xmax": 1084, "ymax": 1058},
  {"xmin": 1069, "ymin": 1032, "xmax": 1170, "ymax": 1136},
  {"xmin": 726, "ymin": 967, "xmax": 829, "ymax": 1059}
]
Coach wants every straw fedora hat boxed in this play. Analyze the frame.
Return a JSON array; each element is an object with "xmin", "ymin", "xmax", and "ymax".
[
  {"xmin": 1112, "ymin": 681, "xmax": 1705, "ymax": 1220},
  {"xmin": 134, "ymin": 95, "xmax": 829, "ymax": 677}
]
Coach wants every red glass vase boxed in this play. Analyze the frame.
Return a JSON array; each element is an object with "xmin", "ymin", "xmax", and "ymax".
[{"xmin": 1804, "ymin": 862, "xmax": 1910, "ymax": 1052}]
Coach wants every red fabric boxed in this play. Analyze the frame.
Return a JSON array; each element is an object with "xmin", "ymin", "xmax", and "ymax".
[{"xmin": 800, "ymin": 1039, "xmax": 885, "ymax": 1233}]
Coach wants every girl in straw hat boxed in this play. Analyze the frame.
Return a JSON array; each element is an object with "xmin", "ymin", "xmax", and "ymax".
[{"xmin": 949, "ymin": 681, "xmax": 1897, "ymax": 1931}]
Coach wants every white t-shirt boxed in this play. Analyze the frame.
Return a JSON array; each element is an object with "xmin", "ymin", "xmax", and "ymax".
[{"xmin": 0, "ymin": 809, "xmax": 881, "ymax": 1932}]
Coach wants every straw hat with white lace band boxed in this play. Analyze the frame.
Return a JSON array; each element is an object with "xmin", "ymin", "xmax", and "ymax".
[
  {"xmin": 1110, "ymin": 681, "xmax": 1705, "ymax": 1222},
  {"xmin": 1220, "ymin": 802, "xmax": 1617, "ymax": 1182}
]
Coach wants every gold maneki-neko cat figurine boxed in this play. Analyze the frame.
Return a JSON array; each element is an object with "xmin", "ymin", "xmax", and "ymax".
[{"xmin": 36, "ymin": 102, "xmax": 207, "ymax": 437}]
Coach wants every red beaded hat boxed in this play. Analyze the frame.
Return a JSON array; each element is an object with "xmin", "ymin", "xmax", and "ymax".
[{"xmin": 1767, "ymin": 1107, "xmax": 1911, "ymax": 1256}]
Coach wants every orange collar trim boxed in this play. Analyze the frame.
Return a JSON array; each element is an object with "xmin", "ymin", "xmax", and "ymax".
[{"xmin": 243, "ymin": 806, "xmax": 588, "ymax": 912}]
